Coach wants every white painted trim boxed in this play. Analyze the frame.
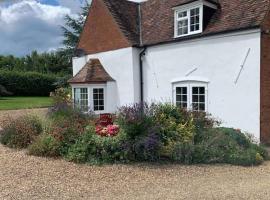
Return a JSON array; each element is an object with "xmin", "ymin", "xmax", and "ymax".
[
  {"xmin": 149, "ymin": 29, "xmax": 261, "ymax": 51},
  {"xmin": 172, "ymin": 81, "xmax": 209, "ymax": 112},
  {"xmin": 172, "ymin": 0, "xmax": 217, "ymax": 10},
  {"xmin": 174, "ymin": 5, "xmax": 203, "ymax": 38},
  {"xmin": 173, "ymin": 0, "xmax": 217, "ymax": 38},
  {"xmin": 171, "ymin": 76, "xmax": 210, "ymax": 83}
]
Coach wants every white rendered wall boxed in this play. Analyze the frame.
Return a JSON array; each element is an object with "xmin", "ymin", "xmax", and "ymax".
[
  {"xmin": 143, "ymin": 29, "xmax": 261, "ymax": 139},
  {"xmin": 72, "ymin": 47, "xmax": 140, "ymax": 112}
]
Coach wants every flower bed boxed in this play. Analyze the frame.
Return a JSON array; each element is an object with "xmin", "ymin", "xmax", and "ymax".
[{"xmin": 0, "ymin": 103, "xmax": 268, "ymax": 166}]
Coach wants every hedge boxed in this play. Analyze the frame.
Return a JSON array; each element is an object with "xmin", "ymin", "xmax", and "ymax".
[{"xmin": 0, "ymin": 70, "xmax": 57, "ymax": 96}]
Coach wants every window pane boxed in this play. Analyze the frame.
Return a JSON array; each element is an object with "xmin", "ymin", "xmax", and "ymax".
[
  {"xmin": 177, "ymin": 19, "xmax": 188, "ymax": 36},
  {"xmin": 93, "ymin": 88, "xmax": 104, "ymax": 111},
  {"xmin": 192, "ymin": 95, "xmax": 198, "ymax": 102},
  {"xmin": 178, "ymin": 11, "xmax": 187, "ymax": 18},
  {"xmin": 199, "ymin": 87, "xmax": 205, "ymax": 94},
  {"xmin": 176, "ymin": 87, "xmax": 188, "ymax": 109},
  {"xmin": 199, "ymin": 95, "xmax": 205, "ymax": 102},
  {"xmin": 190, "ymin": 7, "xmax": 200, "ymax": 32},
  {"xmin": 192, "ymin": 87, "xmax": 199, "ymax": 94},
  {"xmin": 199, "ymin": 103, "xmax": 205, "ymax": 111},
  {"xmin": 93, "ymin": 94, "xmax": 98, "ymax": 100},
  {"xmin": 192, "ymin": 86, "xmax": 206, "ymax": 111},
  {"xmin": 93, "ymin": 89, "xmax": 98, "ymax": 94},
  {"xmin": 99, "ymin": 93, "xmax": 104, "ymax": 99},
  {"xmin": 182, "ymin": 95, "xmax": 187, "ymax": 102}
]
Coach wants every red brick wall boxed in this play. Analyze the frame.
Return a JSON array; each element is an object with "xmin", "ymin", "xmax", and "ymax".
[
  {"xmin": 77, "ymin": 0, "xmax": 131, "ymax": 54},
  {"xmin": 261, "ymin": 10, "xmax": 270, "ymax": 143}
]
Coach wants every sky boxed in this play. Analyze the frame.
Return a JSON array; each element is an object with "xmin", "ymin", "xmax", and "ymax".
[{"xmin": 0, "ymin": 0, "xmax": 89, "ymax": 56}]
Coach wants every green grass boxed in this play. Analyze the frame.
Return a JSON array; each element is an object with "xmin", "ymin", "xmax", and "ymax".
[{"xmin": 0, "ymin": 97, "xmax": 53, "ymax": 110}]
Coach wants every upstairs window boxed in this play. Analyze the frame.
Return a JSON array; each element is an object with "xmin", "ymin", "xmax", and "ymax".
[
  {"xmin": 175, "ymin": 6, "xmax": 202, "ymax": 37},
  {"xmin": 174, "ymin": 1, "xmax": 218, "ymax": 38}
]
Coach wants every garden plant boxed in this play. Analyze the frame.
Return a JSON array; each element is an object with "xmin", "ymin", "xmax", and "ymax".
[{"xmin": 0, "ymin": 99, "xmax": 268, "ymax": 166}]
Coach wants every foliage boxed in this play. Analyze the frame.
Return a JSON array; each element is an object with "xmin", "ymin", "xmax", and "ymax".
[
  {"xmin": 51, "ymin": 87, "xmax": 72, "ymax": 106},
  {"xmin": 0, "ymin": 70, "xmax": 57, "ymax": 96},
  {"xmin": 65, "ymin": 126, "xmax": 126, "ymax": 164},
  {"xmin": 117, "ymin": 103, "xmax": 267, "ymax": 166},
  {"xmin": 47, "ymin": 107, "xmax": 94, "ymax": 156},
  {"xmin": 53, "ymin": 74, "xmax": 73, "ymax": 88},
  {"xmin": 0, "ymin": 115, "xmax": 43, "ymax": 148},
  {"xmin": 61, "ymin": 2, "xmax": 90, "ymax": 57},
  {"xmin": 28, "ymin": 133, "xmax": 61, "ymax": 157},
  {"xmin": 117, "ymin": 103, "xmax": 156, "ymax": 139},
  {"xmin": 1, "ymin": 103, "xmax": 267, "ymax": 167},
  {"xmin": 0, "ymin": 84, "xmax": 12, "ymax": 96},
  {"xmin": 0, "ymin": 51, "xmax": 71, "ymax": 75}
]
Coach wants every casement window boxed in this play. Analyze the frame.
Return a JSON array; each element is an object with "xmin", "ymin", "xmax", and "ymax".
[
  {"xmin": 175, "ymin": 6, "xmax": 202, "ymax": 37},
  {"xmin": 74, "ymin": 88, "xmax": 88, "ymax": 112},
  {"xmin": 173, "ymin": 1, "xmax": 218, "ymax": 38},
  {"xmin": 174, "ymin": 83, "xmax": 208, "ymax": 112},
  {"xmin": 93, "ymin": 88, "xmax": 105, "ymax": 111},
  {"xmin": 73, "ymin": 86, "xmax": 106, "ymax": 112}
]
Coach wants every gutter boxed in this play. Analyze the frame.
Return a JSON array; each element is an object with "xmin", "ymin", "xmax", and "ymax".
[{"xmin": 139, "ymin": 47, "xmax": 147, "ymax": 103}]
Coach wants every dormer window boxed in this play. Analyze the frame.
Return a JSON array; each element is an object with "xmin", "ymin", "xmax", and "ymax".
[{"xmin": 174, "ymin": 1, "xmax": 218, "ymax": 38}]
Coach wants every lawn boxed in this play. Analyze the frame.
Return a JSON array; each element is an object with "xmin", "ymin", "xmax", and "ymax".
[{"xmin": 0, "ymin": 96, "xmax": 53, "ymax": 110}]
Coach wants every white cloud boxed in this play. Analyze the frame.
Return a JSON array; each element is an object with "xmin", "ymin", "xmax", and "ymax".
[
  {"xmin": 58, "ymin": 0, "xmax": 90, "ymax": 13},
  {"xmin": 0, "ymin": 0, "xmax": 72, "ymax": 56}
]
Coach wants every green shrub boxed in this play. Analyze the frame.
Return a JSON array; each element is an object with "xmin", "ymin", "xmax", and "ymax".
[
  {"xmin": 171, "ymin": 142, "xmax": 195, "ymax": 164},
  {"xmin": 28, "ymin": 133, "xmax": 61, "ymax": 157},
  {"xmin": 0, "ymin": 70, "xmax": 57, "ymax": 96},
  {"xmin": 0, "ymin": 115, "xmax": 43, "ymax": 148},
  {"xmin": 217, "ymin": 128, "xmax": 251, "ymax": 148},
  {"xmin": 65, "ymin": 126, "xmax": 126, "ymax": 163},
  {"xmin": 228, "ymin": 148, "xmax": 264, "ymax": 166}
]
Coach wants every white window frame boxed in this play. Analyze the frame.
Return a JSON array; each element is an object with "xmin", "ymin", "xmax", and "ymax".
[
  {"xmin": 72, "ymin": 84, "xmax": 107, "ymax": 114},
  {"xmin": 173, "ymin": 0, "xmax": 217, "ymax": 38},
  {"xmin": 73, "ymin": 87, "xmax": 89, "ymax": 112},
  {"xmin": 173, "ymin": 81, "xmax": 208, "ymax": 112},
  {"xmin": 92, "ymin": 87, "xmax": 106, "ymax": 113}
]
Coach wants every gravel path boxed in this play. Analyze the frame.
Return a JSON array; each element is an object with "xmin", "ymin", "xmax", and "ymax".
[
  {"xmin": 0, "ymin": 108, "xmax": 48, "ymax": 128},
  {"xmin": 0, "ymin": 145, "xmax": 270, "ymax": 200}
]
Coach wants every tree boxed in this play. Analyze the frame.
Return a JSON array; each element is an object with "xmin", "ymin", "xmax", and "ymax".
[{"xmin": 61, "ymin": 1, "xmax": 90, "ymax": 55}]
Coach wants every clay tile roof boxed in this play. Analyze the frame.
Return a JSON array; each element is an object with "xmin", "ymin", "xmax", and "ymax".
[
  {"xmin": 68, "ymin": 59, "xmax": 115, "ymax": 84},
  {"xmin": 141, "ymin": 0, "xmax": 270, "ymax": 45},
  {"xmin": 102, "ymin": 0, "xmax": 140, "ymax": 46},
  {"xmin": 78, "ymin": 0, "xmax": 270, "ymax": 50}
]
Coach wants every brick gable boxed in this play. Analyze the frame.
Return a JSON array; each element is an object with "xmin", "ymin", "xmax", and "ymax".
[{"xmin": 77, "ymin": 0, "xmax": 132, "ymax": 54}]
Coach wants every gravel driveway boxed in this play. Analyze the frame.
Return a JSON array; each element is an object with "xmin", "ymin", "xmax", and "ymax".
[
  {"xmin": 0, "ymin": 145, "xmax": 270, "ymax": 200},
  {"xmin": 0, "ymin": 108, "xmax": 48, "ymax": 128}
]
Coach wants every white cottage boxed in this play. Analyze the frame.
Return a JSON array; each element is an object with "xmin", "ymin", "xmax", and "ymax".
[{"xmin": 69, "ymin": 0, "xmax": 270, "ymax": 142}]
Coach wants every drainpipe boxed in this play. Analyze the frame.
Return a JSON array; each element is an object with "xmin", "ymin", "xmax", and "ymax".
[{"xmin": 139, "ymin": 47, "xmax": 147, "ymax": 103}]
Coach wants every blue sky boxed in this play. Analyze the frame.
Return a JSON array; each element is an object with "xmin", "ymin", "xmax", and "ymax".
[
  {"xmin": 40, "ymin": 0, "xmax": 60, "ymax": 6},
  {"xmin": 0, "ymin": 0, "xmax": 89, "ymax": 56}
]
